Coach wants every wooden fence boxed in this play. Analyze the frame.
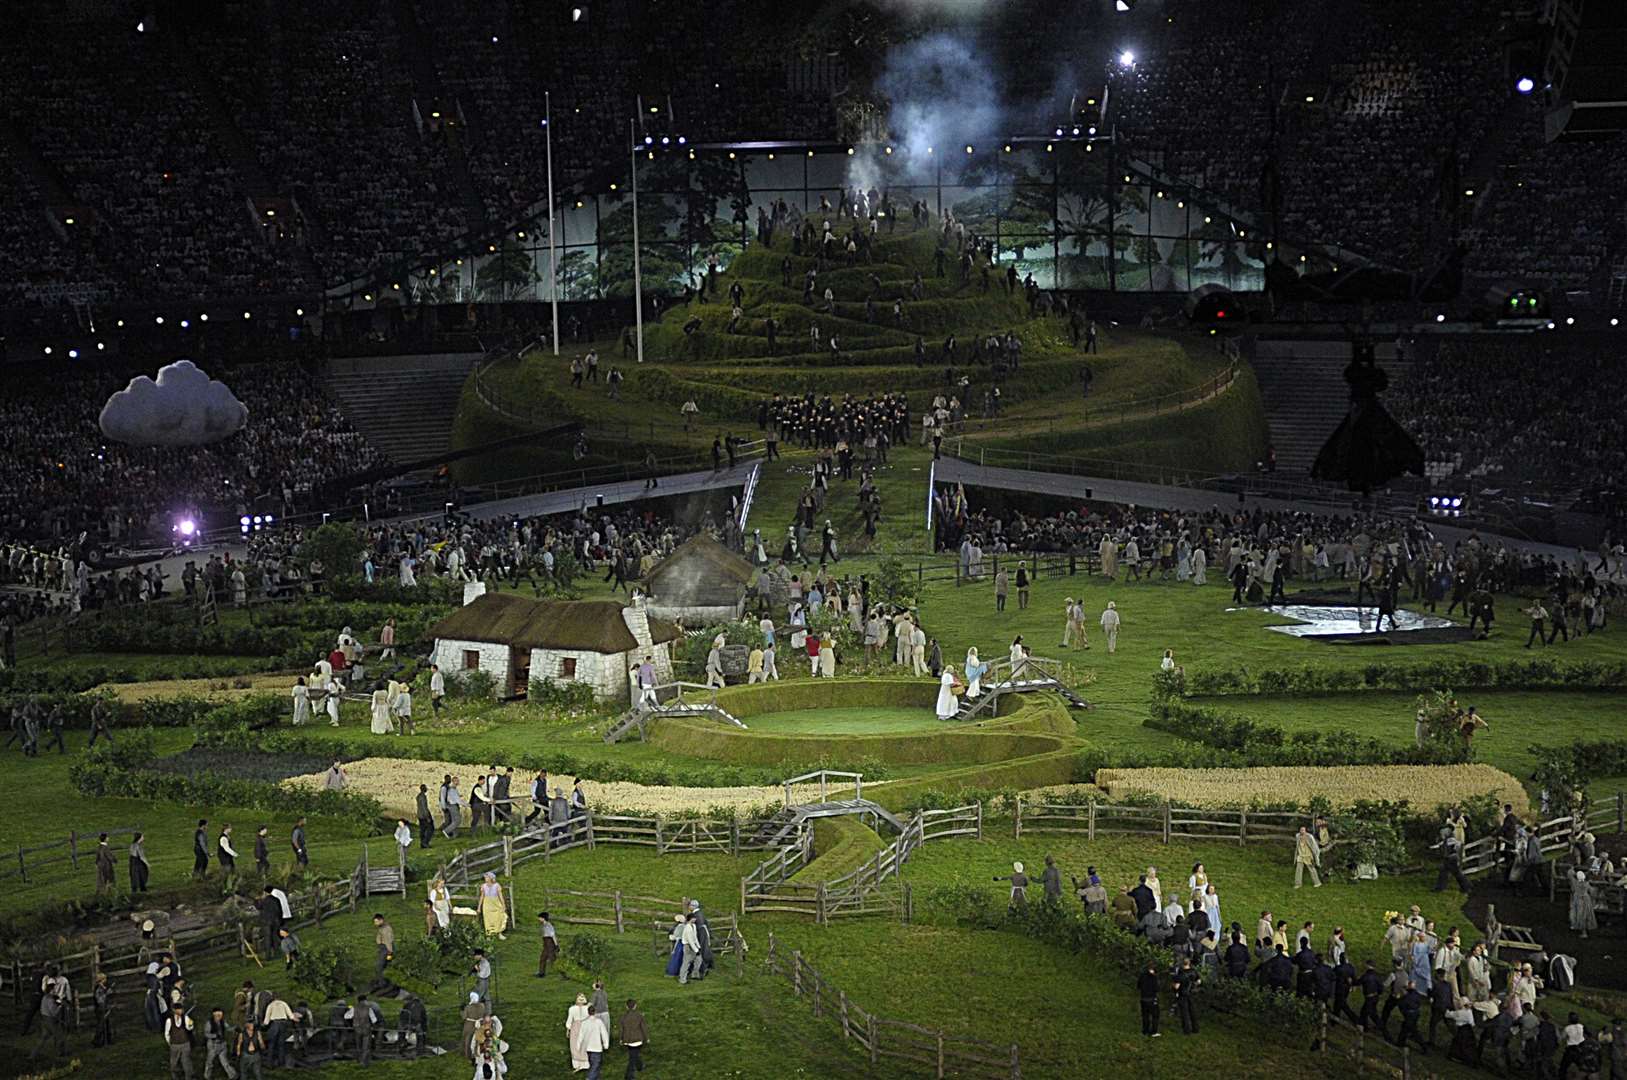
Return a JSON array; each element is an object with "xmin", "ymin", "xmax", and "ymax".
[
  {"xmin": 765, "ymin": 934, "xmax": 1021, "ymax": 1079},
  {"xmin": 1014, "ymin": 799, "xmax": 1302, "ymax": 845},
  {"xmin": 742, "ymin": 805, "xmax": 981, "ymax": 923},
  {"xmin": 6, "ymin": 865, "xmax": 359, "ymax": 1021},
  {"xmin": 2, "ymin": 826, "xmax": 144, "ymax": 884}
]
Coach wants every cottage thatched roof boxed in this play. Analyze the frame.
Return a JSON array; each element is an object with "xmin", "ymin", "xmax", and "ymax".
[
  {"xmin": 646, "ymin": 534, "xmax": 755, "ymax": 589},
  {"xmin": 429, "ymin": 593, "xmax": 681, "ymax": 654}
]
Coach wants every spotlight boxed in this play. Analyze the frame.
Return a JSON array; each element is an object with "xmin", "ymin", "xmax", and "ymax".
[
  {"xmin": 644, "ymin": 136, "xmax": 653, "ymax": 145},
  {"xmin": 97, "ymin": 342, "xmax": 105, "ymax": 351},
  {"xmin": 43, "ymin": 346, "xmax": 52, "ymax": 355},
  {"xmin": 1546, "ymin": 321, "xmax": 1556, "ymax": 330},
  {"xmin": 180, "ymin": 319, "xmax": 189, "ymax": 329},
  {"xmin": 884, "ymin": 147, "xmax": 892, "ymax": 155},
  {"xmin": 1115, "ymin": 0, "xmax": 1134, "ymax": 11},
  {"xmin": 1450, "ymin": 498, "xmax": 1463, "ymax": 509},
  {"xmin": 965, "ymin": 145, "xmax": 973, "ymax": 154},
  {"xmin": 660, "ymin": 136, "xmax": 669, "ymax": 145},
  {"xmin": 1071, "ymin": 126, "xmax": 1080, "ymax": 136},
  {"xmin": 1429, "ymin": 497, "xmax": 1440, "ymax": 508},
  {"xmin": 677, "ymin": 136, "xmax": 686, "ymax": 145},
  {"xmin": 1305, "ymin": 95, "xmax": 1315, "ymax": 103},
  {"xmin": 807, "ymin": 149, "xmax": 814, "ymax": 157},
  {"xmin": 243, "ymin": 311, "xmax": 252, "ymax": 319},
  {"xmin": 1054, "ymin": 127, "xmax": 1063, "ymax": 137},
  {"xmin": 1435, "ymin": 314, "xmax": 1446, "ymax": 323},
  {"xmin": 1515, "ymin": 76, "xmax": 1535, "ymax": 94},
  {"xmin": 571, "ymin": 6, "xmax": 583, "ymax": 21},
  {"xmin": 136, "ymin": 20, "xmax": 144, "ymax": 32},
  {"xmin": 1119, "ymin": 50, "xmax": 1135, "ymax": 66},
  {"xmin": 155, "ymin": 316, "xmax": 164, "ymax": 325},
  {"xmin": 199, "ymin": 313, "xmax": 208, "ymax": 321},
  {"xmin": 252, "ymin": 516, "xmax": 263, "ymax": 525},
  {"xmin": 68, "ymin": 349, "xmax": 77, "ymax": 358},
  {"xmin": 177, "ymin": 519, "xmax": 197, "ymax": 538},
  {"xmin": 847, "ymin": 147, "xmax": 855, "ymax": 155},
  {"xmin": 265, "ymin": 514, "xmax": 274, "ymax": 524},
  {"xmin": 1046, "ymin": 143, "xmax": 1053, "ymax": 152},
  {"xmin": 1566, "ymin": 316, "xmax": 1575, "ymax": 325},
  {"xmin": 117, "ymin": 319, "xmax": 125, "ymax": 327},
  {"xmin": 1613, "ymin": 318, "xmax": 1620, "ymax": 327},
  {"xmin": 296, "ymin": 308, "xmax": 304, "ymax": 316},
  {"xmin": 240, "ymin": 516, "xmax": 252, "ymax": 527}
]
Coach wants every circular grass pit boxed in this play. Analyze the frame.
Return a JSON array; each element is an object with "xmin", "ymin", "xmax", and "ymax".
[{"xmin": 641, "ymin": 680, "xmax": 1085, "ymax": 805}]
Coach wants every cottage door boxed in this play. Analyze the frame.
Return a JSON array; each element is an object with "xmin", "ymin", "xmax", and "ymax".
[{"xmin": 512, "ymin": 647, "xmax": 531, "ymax": 698}]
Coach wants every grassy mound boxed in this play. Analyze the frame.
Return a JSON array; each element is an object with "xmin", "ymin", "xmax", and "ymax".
[{"xmin": 447, "ymin": 223, "xmax": 1265, "ymax": 485}]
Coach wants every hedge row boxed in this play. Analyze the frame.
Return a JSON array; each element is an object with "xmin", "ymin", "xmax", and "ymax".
[
  {"xmin": 867, "ymin": 748, "xmax": 1081, "ymax": 813},
  {"xmin": 1144, "ymin": 699, "xmax": 1466, "ymax": 768},
  {"xmin": 1177, "ymin": 658, "xmax": 1627, "ymax": 698}
]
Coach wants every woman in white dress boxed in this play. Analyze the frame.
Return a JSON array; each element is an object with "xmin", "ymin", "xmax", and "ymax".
[
  {"xmin": 291, "ymin": 677, "xmax": 311, "ymax": 726},
  {"xmin": 1008, "ymin": 636, "xmax": 1025, "ymax": 676},
  {"xmin": 565, "ymin": 993, "xmax": 591, "ymax": 1072},
  {"xmin": 428, "ymin": 877, "xmax": 452, "ymax": 932},
  {"xmin": 935, "ymin": 666, "xmax": 959, "ymax": 720},
  {"xmin": 370, "ymin": 684, "xmax": 393, "ymax": 735},
  {"xmin": 1191, "ymin": 545, "xmax": 1208, "ymax": 586},
  {"xmin": 818, "ymin": 633, "xmax": 836, "ymax": 678},
  {"xmin": 964, "ymin": 648, "xmax": 985, "ymax": 697}
]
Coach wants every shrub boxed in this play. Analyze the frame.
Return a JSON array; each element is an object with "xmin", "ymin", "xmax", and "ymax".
[
  {"xmin": 451, "ymin": 669, "xmax": 498, "ymax": 700},
  {"xmin": 529, "ymin": 677, "xmax": 601, "ymax": 712},
  {"xmin": 291, "ymin": 942, "xmax": 359, "ymax": 1000},
  {"xmin": 563, "ymin": 932, "xmax": 614, "ymax": 974}
]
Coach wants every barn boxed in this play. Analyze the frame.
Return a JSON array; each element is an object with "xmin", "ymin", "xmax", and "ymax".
[
  {"xmin": 642, "ymin": 533, "xmax": 756, "ymax": 625},
  {"xmin": 428, "ymin": 593, "xmax": 681, "ymax": 702}
]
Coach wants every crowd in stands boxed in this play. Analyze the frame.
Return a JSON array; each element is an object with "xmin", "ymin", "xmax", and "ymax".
[
  {"xmin": 1, "ymin": 0, "xmax": 1620, "ymax": 320},
  {"xmin": 1391, "ymin": 339, "xmax": 1627, "ymax": 497},
  {"xmin": 934, "ymin": 498, "xmax": 1627, "ymax": 605},
  {"xmin": 0, "ymin": 364, "xmax": 384, "ymax": 545},
  {"xmin": 1462, "ymin": 107, "xmax": 1627, "ymax": 293}
]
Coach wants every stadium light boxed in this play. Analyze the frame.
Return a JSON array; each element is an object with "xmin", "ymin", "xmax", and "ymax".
[
  {"xmin": 296, "ymin": 308, "xmax": 304, "ymax": 316},
  {"xmin": 1119, "ymin": 50, "xmax": 1135, "ymax": 66},
  {"xmin": 1515, "ymin": 76, "xmax": 1535, "ymax": 94},
  {"xmin": 180, "ymin": 319, "xmax": 189, "ymax": 329},
  {"xmin": 571, "ymin": 7, "xmax": 583, "ymax": 21},
  {"xmin": 200, "ymin": 313, "xmax": 208, "ymax": 321},
  {"xmin": 43, "ymin": 346, "xmax": 52, "ymax": 355},
  {"xmin": 1435, "ymin": 314, "xmax": 1446, "ymax": 323},
  {"xmin": 1566, "ymin": 316, "xmax": 1575, "ymax": 325},
  {"xmin": 1115, "ymin": 0, "xmax": 1134, "ymax": 11},
  {"xmin": 155, "ymin": 316, "xmax": 164, "ymax": 325},
  {"xmin": 1613, "ymin": 318, "xmax": 1620, "ymax": 327},
  {"xmin": 68, "ymin": 349, "xmax": 78, "ymax": 358},
  {"xmin": 97, "ymin": 342, "xmax": 105, "ymax": 350}
]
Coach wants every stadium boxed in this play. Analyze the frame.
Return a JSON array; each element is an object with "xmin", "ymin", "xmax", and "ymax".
[{"xmin": 2, "ymin": 0, "xmax": 1625, "ymax": 1077}]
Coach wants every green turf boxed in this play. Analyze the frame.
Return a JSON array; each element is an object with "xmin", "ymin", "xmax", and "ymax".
[{"xmin": 742, "ymin": 706, "xmax": 941, "ymax": 735}]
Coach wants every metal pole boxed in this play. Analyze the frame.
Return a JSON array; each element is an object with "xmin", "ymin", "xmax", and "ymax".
[
  {"xmin": 630, "ymin": 119, "xmax": 645, "ymax": 365},
  {"xmin": 546, "ymin": 91, "xmax": 560, "ymax": 356}
]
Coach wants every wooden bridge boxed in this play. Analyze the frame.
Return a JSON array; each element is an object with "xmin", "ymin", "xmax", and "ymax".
[
  {"xmin": 954, "ymin": 655, "xmax": 1089, "ymax": 721},
  {"xmin": 602, "ymin": 681, "xmax": 747, "ymax": 744}
]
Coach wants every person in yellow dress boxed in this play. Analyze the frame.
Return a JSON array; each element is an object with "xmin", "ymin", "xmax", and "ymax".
[{"xmin": 477, "ymin": 871, "xmax": 508, "ymax": 938}]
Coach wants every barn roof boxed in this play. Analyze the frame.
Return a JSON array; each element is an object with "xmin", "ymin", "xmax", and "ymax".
[
  {"xmin": 646, "ymin": 534, "xmax": 755, "ymax": 587},
  {"xmin": 429, "ymin": 593, "xmax": 681, "ymax": 653}
]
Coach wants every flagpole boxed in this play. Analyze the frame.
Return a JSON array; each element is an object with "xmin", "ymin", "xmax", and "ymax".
[
  {"xmin": 630, "ymin": 118, "xmax": 644, "ymax": 365},
  {"xmin": 546, "ymin": 91, "xmax": 560, "ymax": 356}
]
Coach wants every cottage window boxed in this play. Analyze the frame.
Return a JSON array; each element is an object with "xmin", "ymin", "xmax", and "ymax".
[
  {"xmin": 560, "ymin": 657, "xmax": 578, "ymax": 679},
  {"xmin": 463, "ymin": 649, "xmax": 480, "ymax": 670}
]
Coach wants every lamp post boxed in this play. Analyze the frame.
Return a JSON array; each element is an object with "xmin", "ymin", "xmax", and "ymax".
[
  {"xmin": 545, "ymin": 91, "xmax": 560, "ymax": 355},
  {"xmin": 630, "ymin": 118, "xmax": 644, "ymax": 364}
]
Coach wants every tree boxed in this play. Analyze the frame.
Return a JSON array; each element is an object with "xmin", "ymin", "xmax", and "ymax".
[
  {"xmin": 477, "ymin": 239, "xmax": 539, "ymax": 300},
  {"xmin": 298, "ymin": 522, "xmax": 365, "ymax": 581}
]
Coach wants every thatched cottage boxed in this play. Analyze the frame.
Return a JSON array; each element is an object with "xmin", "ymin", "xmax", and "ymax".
[
  {"xmin": 643, "ymin": 534, "xmax": 755, "ymax": 625},
  {"xmin": 428, "ymin": 593, "xmax": 680, "ymax": 702}
]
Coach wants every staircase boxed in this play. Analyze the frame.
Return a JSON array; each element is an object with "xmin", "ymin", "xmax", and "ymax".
[
  {"xmin": 324, "ymin": 353, "xmax": 481, "ymax": 465},
  {"xmin": 1248, "ymin": 341, "xmax": 1410, "ymax": 473},
  {"xmin": 603, "ymin": 681, "xmax": 747, "ymax": 744},
  {"xmin": 953, "ymin": 655, "xmax": 1089, "ymax": 721}
]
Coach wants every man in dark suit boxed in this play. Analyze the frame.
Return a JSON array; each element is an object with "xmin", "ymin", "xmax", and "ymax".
[
  {"xmin": 1332, "ymin": 956, "xmax": 1360, "ymax": 1023},
  {"xmin": 1223, "ymin": 932, "xmax": 1251, "ymax": 978},
  {"xmin": 1394, "ymin": 982, "xmax": 1430, "ymax": 1054},
  {"xmin": 1258, "ymin": 945, "xmax": 1294, "ymax": 993},
  {"xmin": 193, "ymin": 819, "xmax": 210, "ymax": 878},
  {"xmin": 1128, "ymin": 877, "xmax": 1156, "ymax": 919},
  {"xmin": 1136, "ymin": 963, "xmax": 1161, "ymax": 1037},
  {"xmin": 1358, "ymin": 961, "xmax": 1384, "ymax": 1032}
]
